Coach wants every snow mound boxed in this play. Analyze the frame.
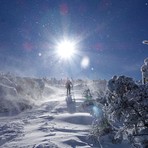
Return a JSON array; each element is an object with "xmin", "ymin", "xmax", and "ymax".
[
  {"xmin": 33, "ymin": 141, "xmax": 59, "ymax": 148},
  {"xmin": 55, "ymin": 113, "xmax": 93, "ymax": 125},
  {"xmin": 62, "ymin": 138, "xmax": 87, "ymax": 147}
]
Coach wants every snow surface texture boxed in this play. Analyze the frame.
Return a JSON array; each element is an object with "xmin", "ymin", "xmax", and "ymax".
[{"xmin": 1, "ymin": 73, "xmax": 146, "ymax": 147}]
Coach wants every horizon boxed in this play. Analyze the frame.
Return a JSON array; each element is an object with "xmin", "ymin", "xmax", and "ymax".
[{"xmin": 0, "ymin": 70, "xmax": 142, "ymax": 82}]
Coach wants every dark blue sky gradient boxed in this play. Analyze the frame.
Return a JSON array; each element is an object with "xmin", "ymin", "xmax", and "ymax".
[{"xmin": 0, "ymin": 0, "xmax": 148, "ymax": 80}]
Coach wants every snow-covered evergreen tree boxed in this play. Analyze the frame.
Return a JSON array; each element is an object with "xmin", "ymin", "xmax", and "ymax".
[
  {"xmin": 141, "ymin": 57, "xmax": 148, "ymax": 84},
  {"xmin": 91, "ymin": 75, "xmax": 148, "ymax": 148}
]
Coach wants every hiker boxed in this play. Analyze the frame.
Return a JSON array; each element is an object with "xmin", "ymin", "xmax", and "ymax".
[{"xmin": 65, "ymin": 79, "xmax": 73, "ymax": 96}]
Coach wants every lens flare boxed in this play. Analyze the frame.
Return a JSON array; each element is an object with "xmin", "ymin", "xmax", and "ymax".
[
  {"xmin": 38, "ymin": 53, "xmax": 42, "ymax": 56},
  {"xmin": 81, "ymin": 56, "xmax": 90, "ymax": 69},
  {"xmin": 92, "ymin": 106, "xmax": 102, "ymax": 117}
]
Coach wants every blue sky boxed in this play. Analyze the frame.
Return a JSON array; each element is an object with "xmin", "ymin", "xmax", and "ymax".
[{"xmin": 0, "ymin": 0, "xmax": 148, "ymax": 80}]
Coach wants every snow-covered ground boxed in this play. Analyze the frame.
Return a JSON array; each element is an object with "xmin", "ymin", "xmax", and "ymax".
[
  {"xmin": 0, "ymin": 73, "xmax": 94, "ymax": 147},
  {"xmin": 0, "ymin": 73, "xmax": 131, "ymax": 148},
  {"xmin": 0, "ymin": 91, "xmax": 92, "ymax": 147}
]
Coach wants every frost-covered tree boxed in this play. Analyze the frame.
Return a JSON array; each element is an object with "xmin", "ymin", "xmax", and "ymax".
[
  {"xmin": 91, "ymin": 75, "xmax": 148, "ymax": 148},
  {"xmin": 141, "ymin": 57, "xmax": 148, "ymax": 84}
]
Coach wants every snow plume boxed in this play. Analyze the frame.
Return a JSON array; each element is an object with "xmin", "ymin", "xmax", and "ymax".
[
  {"xmin": 0, "ymin": 72, "xmax": 45, "ymax": 115},
  {"xmin": 90, "ymin": 75, "xmax": 148, "ymax": 148}
]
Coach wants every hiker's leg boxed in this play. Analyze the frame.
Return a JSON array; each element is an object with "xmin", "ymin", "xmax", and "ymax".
[{"xmin": 69, "ymin": 87, "xmax": 71, "ymax": 94}]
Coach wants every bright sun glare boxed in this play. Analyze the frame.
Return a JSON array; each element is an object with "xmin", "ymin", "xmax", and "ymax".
[{"xmin": 56, "ymin": 40, "xmax": 76, "ymax": 60}]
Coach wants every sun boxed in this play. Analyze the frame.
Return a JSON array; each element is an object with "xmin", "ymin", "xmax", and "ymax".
[{"xmin": 56, "ymin": 40, "xmax": 76, "ymax": 60}]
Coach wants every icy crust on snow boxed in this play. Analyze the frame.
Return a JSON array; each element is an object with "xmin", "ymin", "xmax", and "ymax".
[{"xmin": 0, "ymin": 73, "xmax": 46, "ymax": 115}]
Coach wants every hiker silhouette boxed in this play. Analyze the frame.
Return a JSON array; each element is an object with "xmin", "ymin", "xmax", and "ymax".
[{"xmin": 65, "ymin": 79, "xmax": 73, "ymax": 96}]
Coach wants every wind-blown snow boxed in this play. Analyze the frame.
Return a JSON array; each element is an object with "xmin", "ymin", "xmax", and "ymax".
[
  {"xmin": 0, "ymin": 73, "xmax": 45, "ymax": 115},
  {"xmin": 0, "ymin": 73, "xmax": 98, "ymax": 147},
  {"xmin": 0, "ymin": 73, "xmax": 138, "ymax": 148}
]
